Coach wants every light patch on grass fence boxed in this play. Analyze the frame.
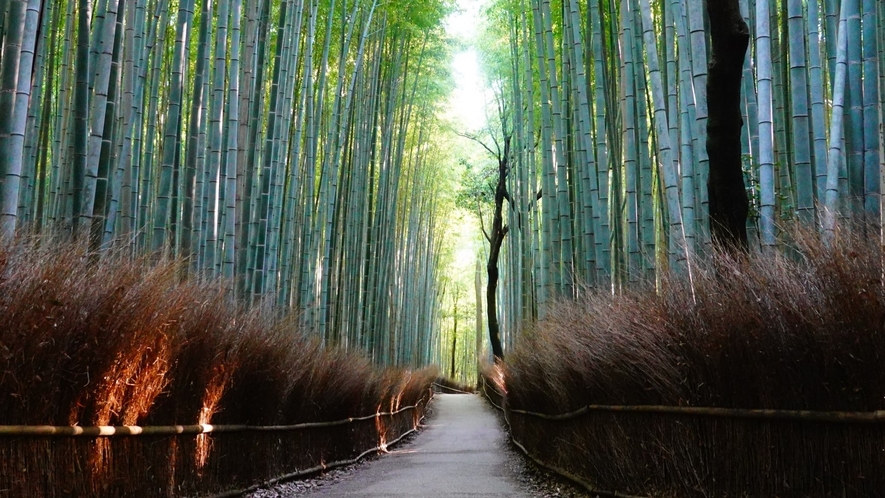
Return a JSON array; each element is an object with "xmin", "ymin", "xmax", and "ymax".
[
  {"xmin": 488, "ymin": 362, "xmax": 507, "ymax": 394},
  {"xmin": 197, "ymin": 365, "xmax": 230, "ymax": 470},
  {"xmin": 376, "ymin": 412, "xmax": 389, "ymax": 454}
]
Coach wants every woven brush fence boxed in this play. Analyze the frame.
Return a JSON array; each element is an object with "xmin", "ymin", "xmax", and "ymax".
[
  {"xmin": 482, "ymin": 226, "xmax": 885, "ymax": 497},
  {"xmin": 482, "ymin": 374, "xmax": 885, "ymax": 497},
  {"xmin": 0, "ymin": 391, "xmax": 430, "ymax": 497},
  {"xmin": 0, "ymin": 237, "xmax": 437, "ymax": 497}
]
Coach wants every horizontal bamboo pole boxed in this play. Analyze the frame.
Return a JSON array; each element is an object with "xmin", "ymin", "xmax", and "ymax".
[
  {"xmin": 480, "ymin": 377, "xmax": 643, "ymax": 498},
  {"xmin": 484, "ymin": 393, "xmax": 504, "ymax": 412},
  {"xmin": 0, "ymin": 397, "xmax": 428, "ymax": 438},
  {"xmin": 480, "ymin": 374, "xmax": 885, "ymax": 424},
  {"xmin": 211, "ymin": 412, "xmax": 428, "ymax": 498},
  {"xmin": 508, "ymin": 404, "xmax": 885, "ymax": 424},
  {"xmin": 479, "ymin": 377, "xmax": 504, "ymax": 412},
  {"xmin": 509, "ymin": 435, "xmax": 647, "ymax": 498},
  {"xmin": 431, "ymin": 382, "xmax": 474, "ymax": 394},
  {"xmin": 482, "ymin": 374, "xmax": 885, "ymax": 497}
]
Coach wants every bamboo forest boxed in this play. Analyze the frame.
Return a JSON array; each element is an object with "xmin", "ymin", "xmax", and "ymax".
[{"xmin": 1, "ymin": 0, "xmax": 884, "ymax": 495}]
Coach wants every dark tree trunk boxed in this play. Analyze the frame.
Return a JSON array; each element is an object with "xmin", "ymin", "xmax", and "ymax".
[
  {"xmin": 450, "ymin": 298, "xmax": 458, "ymax": 378},
  {"xmin": 486, "ymin": 254, "xmax": 505, "ymax": 360},
  {"xmin": 487, "ymin": 137, "xmax": 510, "ymax": 361},
  {"xmin": 706, "ymin": 0, "xmax": 751, "ymax": 249}
]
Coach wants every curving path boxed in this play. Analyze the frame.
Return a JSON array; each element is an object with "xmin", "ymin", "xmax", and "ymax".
[{"xmin": 302, "ymin": 393, "xmax": 531, "ymax": 497}]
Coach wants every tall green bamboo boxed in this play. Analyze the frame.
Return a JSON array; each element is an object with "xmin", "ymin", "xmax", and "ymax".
[
  {"xmin": 686, "ymin": 0, "xmax": 710, "ymax": 240},
  {"xmin": 756, "ymin": 0, "xmax": 777, "ymax": 247},
  {"xmin": 89, "ymin": 0, "xmax": 125, "ymax": 250},
  {"xmin": 222, "ymin": 0, "xmax": 242, "ymax": 279},
  {"xmin": 71, "ymin": 0, "xmax": 90, "ymax": 235},
  {"xmin": 787, "ymin": 0, "xmax": 814, "ymax": 222},
  {"xmin": 620, "ymin": 0, "xmax": 640, "ymax": 280},
  {"xmin": 824, "ymin": 0, "xmax": 850, "ymax": 237},
  {"xmin": 564, "ymin": 0, "xmax": 598, "ymax": 286},
  {"xmin": 808, "ymin": 0, "xmax": 829, "ymax": 205},
  {"xmin": 638, "ymin": 0, "xmax": 687, "ymax": 271},
  {"xmin": 180, "ymin": 0, "xmax": 211, "ymax": 261},
  {"xmin": 0, "ymin": 0, "xmax": 34, "ymax": 238},
  {"xmin": 671, "ymin": 0, "xmax": 697, "ymax": 256},
  {"xmin": 530, "ymin": 0, "xmax": 557, "ymax": 303},
  {"xmin": 589, "ymin": 0, "xmax": 611, "ymax": 283},
  {"xmin": 0, "ymin": 0, "xmax": 453, "ymax": 371},
  {"xmin": 861, "ymin": 0, "xmax": 880, "ymax": 219},
  {"xmin": 845, "ymin": 0, "xmax": 863, "ymax": 214},
  {"xmin": 152, "ymin": 0, "xmax": 194, "ymax": 252}
]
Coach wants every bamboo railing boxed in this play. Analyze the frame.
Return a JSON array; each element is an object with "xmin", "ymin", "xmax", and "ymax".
[
  {"xmin": 508, "ymin": 403, "xmax": 885, "ymax": 423},
  {"xmin": 0, "ymin": 400, "xmax": 428, "ymax": 437},
  {"xmin": 210, "ymin": 402, "xmax": 429, "ymax": 498},
  {"xmin": 0, "ymin": 389, "xmax": 434, "ymax": 498},
  {"xmin": 480, "ymin": 375, "xmax": 885, "ymax": 424},
  {"xmin": 479, "ymin": 376, "xmax": 641, "ymax": 498},
  {"xmin": 480, "ymin": 374, "xmax": 885, "ymax": 498}
]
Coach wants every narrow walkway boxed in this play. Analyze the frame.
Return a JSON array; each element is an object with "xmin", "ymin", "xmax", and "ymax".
[{"xmin": 303, "ymin": 393, "xmax": 530, "ymax": 497}]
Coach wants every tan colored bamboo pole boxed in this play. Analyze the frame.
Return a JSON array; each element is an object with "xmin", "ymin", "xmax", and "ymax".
[
  {"xmin": 0, "ymin": 396, "xmax": 430, "ymax": 437},
  {"xmin": 509, "ymin": 436, "xmax": 646, "ymax": 498},
  {"xmin": 431, "ymin": 382, "xmax": 473, "ymax": 394},
  {"xmin": 507, "ymin": 404, "xmax": 885, "ymax": 424},
  {"xmin": 210, "ymin": 412, "xmax": 428, "ymax": 498},
  {"xmin": 480, "ymin": 374, "xmax": 885, "ymax": 425},
  {"xmin": 479, "ymin": 376, "xmax": 505, "ymax": 412},
  {"xmin": 480, "ymin": 375, "xmax": 643, "ymax": 498}
]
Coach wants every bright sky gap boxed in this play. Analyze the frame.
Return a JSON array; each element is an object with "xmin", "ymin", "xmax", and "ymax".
[{"xmin": 445, "ymin": 0, "xmax": 490, "ymax": 132}]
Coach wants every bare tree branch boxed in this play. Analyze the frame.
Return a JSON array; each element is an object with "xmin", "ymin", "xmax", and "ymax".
[
  {"xmin": 477, "ymin": 200, "xmax": 492, "ymax": 243},
  {"xmin": 453, "ymin": 129, "xmax": 500, "ymax": 158}
]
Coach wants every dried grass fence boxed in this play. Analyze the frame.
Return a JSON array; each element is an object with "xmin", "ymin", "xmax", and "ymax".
[
  {"xmin": 0, "ymin": 392, "xmax": 431, "ymax": 497},
  {"xmin": 0, "ymin": 236, "xmax": 437, "ymax": 497},
  {"xmin": 483, "ymin": 375, "xmax": 885, "ymax": 497},
  {"xmin": 485, "ymin": 225, "xmax": 885, "ymax": 497}
]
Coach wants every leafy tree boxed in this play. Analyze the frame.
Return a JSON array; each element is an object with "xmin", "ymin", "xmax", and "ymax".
[{"xmin": 455, "ymin": 94, "xmax": 512, "ymax": 360}]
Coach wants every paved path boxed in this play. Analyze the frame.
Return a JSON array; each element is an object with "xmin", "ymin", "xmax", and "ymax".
[{"xmin": 303, "ymin": 393, "xmax": 531, "ymax": 497}]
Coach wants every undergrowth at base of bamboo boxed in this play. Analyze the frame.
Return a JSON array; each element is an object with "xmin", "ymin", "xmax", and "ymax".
[
  {"xmin": 0, "ymin": 234, "xmax": 437, "ymax": 497},
  {"xmin": 495, "ymin": 223, "xmax": 885, "ymax": 497}
]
